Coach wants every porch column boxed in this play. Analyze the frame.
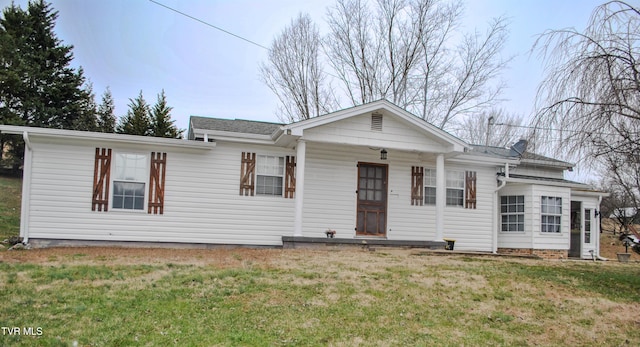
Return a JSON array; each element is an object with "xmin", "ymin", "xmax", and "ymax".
[
  {"xmin": 435, "ymin": 153, "xmax": 445, "ymax": 241},
  {"xmin": 293, "ymin": 139, "xmax": 306, "ymax": 237}
]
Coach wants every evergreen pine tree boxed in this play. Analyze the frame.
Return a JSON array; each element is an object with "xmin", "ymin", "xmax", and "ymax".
[
  {"xmin": 97, "ymin": 87, "xmax": 116, "ymax": 133},
  {"xmin": 117, "ymin": 91, "xmax": 151, "ymax": 136},
  {"xmin": 72, "ymin": 82, "xmax": 98, "ymax": 131},
  {"xmin": 0, "ymin": 0, "xmax": 90, "ymax": 168},
  {"xmin": 150, "ymin": 90, "xmax": 183, "ymax": 138}
]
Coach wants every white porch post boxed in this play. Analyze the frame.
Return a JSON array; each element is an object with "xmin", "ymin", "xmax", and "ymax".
[
  {"xmin": 435, "ymin": 153, "xmax": 445, "ymax": 241},
  {"xmin": 293, "ymin": 139, "xmax": 306, "ymax": 237}
]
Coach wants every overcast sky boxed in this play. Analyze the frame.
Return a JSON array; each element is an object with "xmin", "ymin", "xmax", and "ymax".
[{"xmin": 2, "ymin": 0, "xmax": 605, "ymax": 132}]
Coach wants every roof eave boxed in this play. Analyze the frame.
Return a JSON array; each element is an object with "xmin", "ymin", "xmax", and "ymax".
[
  {"xmin": 0, "ymin": 125, "xmax": 215, "ymax": 150},
  {"xmin": 498, "ymin": 175, "xmax": 591, "ymax": 189},
  {"xmin": 521, "ymin": 158, "xmax": 574, "ymax": 169},
  {"xmin": 450, "ymin": 153, "xmax": 520, "ymax": 165},
  {"xmin": 189, "ymin": 128, "xmax": 278, "ymax": 145}
]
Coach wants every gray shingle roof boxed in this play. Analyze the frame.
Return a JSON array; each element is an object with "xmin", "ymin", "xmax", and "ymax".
[
  {"xmin": 502, "ymin": 173, "xmax": 587, "ymax": 186},
  {"xmin": 470, "ymin": 144, "xmax": 573, "ymax": 167},
  {"xmin": 190, "ymin": 116, "xmax": 283, "ymax": 135}
]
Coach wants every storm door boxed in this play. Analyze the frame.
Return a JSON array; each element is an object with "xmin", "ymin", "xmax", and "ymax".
[
  {"xmin": 569, "ymin": 201, "xmax": 581, "ymax": 258},
  {"xmin": 356, "ymin": 163, "xmax": 388, "ymax": 237}
]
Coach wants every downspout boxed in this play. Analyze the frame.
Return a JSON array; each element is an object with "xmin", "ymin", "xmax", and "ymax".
[
  {"xmin": 20, "ymin": 131, "xmax": 33, "ymax": 244},
  {"xmin": 595, "ymin": 195, "xmax": 608, "ymax": 261},
  {"xmin": 492, "ymin": 163, "xmax": 509, "ymax": 253}
]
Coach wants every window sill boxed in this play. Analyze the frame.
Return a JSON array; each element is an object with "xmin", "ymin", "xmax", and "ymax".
[
  {"xmin": 538, "ymin": 232, "xmax": 564, "ymax": 236},
  {"xmin": 107, "ymin": 208, "xmax": 148, "ymax": 214}
]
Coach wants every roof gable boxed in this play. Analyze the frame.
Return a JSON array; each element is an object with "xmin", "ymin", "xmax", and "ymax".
[{"xmin": 282, "ymin": 100, "xmax": 468, "ymax": 152}]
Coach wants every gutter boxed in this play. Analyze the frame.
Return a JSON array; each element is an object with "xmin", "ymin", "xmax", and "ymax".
[
  {"xmin": 492, "ymin": 163, "xmax": 509, "ymax": 254},
  {"xmin": 595, "ymin": 195, "xmax": 608, "ymax": 261},
  {"xmin": 20, "ymin": 131, "xmax": 32, "ymax": 244}
]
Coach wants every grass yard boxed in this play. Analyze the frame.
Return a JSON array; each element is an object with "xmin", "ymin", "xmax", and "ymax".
[
  {"xmin": 1, "ymin": 247, "xmax": 639, "ymax": 346},
  {"xmin": 0, "ymin": 175, "xmax": 21, "ymax": 242},
  {"xmin": 1, "ymin": 174, "xmax": 640, "ymax": 346}
]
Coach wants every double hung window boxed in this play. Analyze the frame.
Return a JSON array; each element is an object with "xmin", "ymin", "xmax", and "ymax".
[
  {"xmin": 584, "ymin": 209, "xmax": 592, "ymax": 243},
  {"xmin": 424, "ymin": 168, "xmax": 436, "ymax": 205},
  {"xmin": 501, "ymin": 196, "xmax": 524, "ymax": 232},
  {"xmin": 256, "ymin": 155, "xmax": 285, "ymax": 196},
  {"xmin": 446, "ymin": 170, "xmax": 465, "ymax": 206},
  {"xmin": 541, "ymin": 196, "xmax": 562, "ymax": 233},
  {"xmin": 113, "ymin": 153, "xmax": 148, "ymax": 210}
]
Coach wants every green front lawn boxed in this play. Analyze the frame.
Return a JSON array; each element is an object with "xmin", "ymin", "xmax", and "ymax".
[
  {"xmin": 0, "ymin": 175, "xmax": 21, "ymax": 241},
  {"xmin": 1, "ymin": 249, "xmax": 639, "ymax": 346}
]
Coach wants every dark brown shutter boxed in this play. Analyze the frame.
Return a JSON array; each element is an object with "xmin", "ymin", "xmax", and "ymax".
[
  {"xmin": 465, "ymin": 171, "xmax": 477, "ymax": 209},
  {"xmin": 92, "ymin": 148, "xmax": 111, "ymax": 212},
  {"xmin": 284, "ymin": 155, "xmax": 296, "ymax": 198},
  {"xmin": 411, "ymin": 166, "xmax": 423, "ymax": 206},
  {"xmin": 240, "ymin": 152, "xmax": 256, "ymax": 196},
  {"xmin": 148, "ymin": 152, "xmax": 167, "ymax": 214}
]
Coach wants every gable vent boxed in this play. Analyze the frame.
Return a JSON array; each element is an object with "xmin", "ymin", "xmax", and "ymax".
[{"xmin": 371, "ymin": 114, "xmax": 383, "ymax": 131}]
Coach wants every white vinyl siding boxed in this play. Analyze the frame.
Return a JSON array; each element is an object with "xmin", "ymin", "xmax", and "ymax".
[
  {"xmin": 302, "ymin": 113, "xmax": 449, "ymax": 153},
  {"xmin": 299, "ymin": 143, "xmax": 495, "ymax": 251},
  {"xmin": 24, "ymin": 141, "xmax": 294, "ymax": 246},
  {"xmin": 442, "ymin": 164, "xmax": 495, "ymax": 251}
]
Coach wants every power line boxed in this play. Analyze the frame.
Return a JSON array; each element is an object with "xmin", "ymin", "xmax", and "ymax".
[
  {"xmin": 492, "ymin": 122, "xmax": 625, "ymax": 137},
  {"xmin": 148, "ymin": 0, "xmax": 270, "ymax": 50},
  {"xmin": 149, "ymin": 0, "xmax": 345, "ymax": 81}
]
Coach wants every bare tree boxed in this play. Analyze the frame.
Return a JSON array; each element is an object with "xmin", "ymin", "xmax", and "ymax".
[
  {"xmin": 599, "ymin": 153, "xmax": 640, "ymax": 234},
  {"xmin": 532, "ymin": 1, "xmax": 640, "ymax": 232},
  {"xmin": 261, "ymin": 0, "xmax": 509, "ymax": 125},
  {"xmin": 455, "ymin": 108, "xmax": 526, "ymax": 147},
  {"xmin": 324, "ymin": 0, "xmax": 510, "ymax": 128},
  {"xmin": 436, "ymin": 17, "xmax": 510, "ymax": 128},
  {"xmin": 415, "ymin": 0, "xmax": 461, "ymax": 123},
  {"xmin": 260, "ymin": 13, "xmax": 334, "ymax": 122},
  {"xmin": 532, "ymin": 1, "xmax": 640, "ymax": 163}
]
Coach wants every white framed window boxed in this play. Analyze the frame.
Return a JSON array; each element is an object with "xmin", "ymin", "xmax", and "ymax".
[
  {"xmin": 446, "ymin": 170, "xmax": 464, "ymax": 206},
  {"xmin": 256, "ymin": 155, "xmax": 284, "ymax": 196},
  {"xmin": 541, "ymin": 196, "xmax": 562, "ymax": 233},
  {"xmin": 424, "ymin": 168, "xmax": 436, "ymax": 205},
  {"xmin": 584, "ymin": 209, "xmax": 592, "ymax": 243},
  {"xmin": 501, "ymin": 196, "xmax": 524, "ymax": 232},
  {"xmin": 112, "ymin": 153, "xmax": 148, "ymax": 211}
]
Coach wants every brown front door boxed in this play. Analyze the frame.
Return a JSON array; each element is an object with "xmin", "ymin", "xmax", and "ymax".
[{"xmin": 356, "ymin": 163, "xmax": 388, "ymax": 236}]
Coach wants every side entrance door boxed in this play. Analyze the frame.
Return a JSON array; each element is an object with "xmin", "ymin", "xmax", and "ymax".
[
  {"xmin": 356, "ymin": 162, "xmax": 388, "ymax": 237},
  {"xmin": 569, "ymin": 201, "xmax": 581, "ymax": 258}
]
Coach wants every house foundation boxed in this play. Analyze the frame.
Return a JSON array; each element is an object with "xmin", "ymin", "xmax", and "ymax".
[{"xmin": 497, "ymin": 247, "xmax": 568, "ymax": 259}]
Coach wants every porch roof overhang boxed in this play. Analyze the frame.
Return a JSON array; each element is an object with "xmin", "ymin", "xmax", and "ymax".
[{"xmin": 0, "ymin": 125, "xmax": 216, "ymax": 152}]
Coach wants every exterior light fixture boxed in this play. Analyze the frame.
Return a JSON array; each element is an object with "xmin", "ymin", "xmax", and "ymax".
[{"xmin": 380, "ymin": 149, "xmax": 388, "ymax": 160}]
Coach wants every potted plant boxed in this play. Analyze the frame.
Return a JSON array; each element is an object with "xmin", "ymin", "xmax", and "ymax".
[
  {"xmin": 325, "ymin": 229, "xmax": 336, "ymax": 238},
  {"xmin": 617, "ymin": 238, "xmax": 632, "ymax": 263}
]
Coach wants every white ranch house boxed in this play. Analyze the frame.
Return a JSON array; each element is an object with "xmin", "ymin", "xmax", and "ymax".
[{"xmin": 0, "ymin": 100, "xmax": 606, "ymax": 259}]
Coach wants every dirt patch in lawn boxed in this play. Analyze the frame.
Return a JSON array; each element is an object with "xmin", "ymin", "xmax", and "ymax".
[{"xmin": 0, "ymin": 246, "xmax": 286, "ymax": 267}]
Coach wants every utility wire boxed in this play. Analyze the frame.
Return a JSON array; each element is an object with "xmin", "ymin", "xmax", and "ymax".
[
  {"xmin": 148, "ymin": 0, "xmax": 270, "ymax": 50},
  {"xmin": 492, "ymin": 122, "xmax": 625, "ymax": 137},
  {"xmin": 149, "ymin": 0, "xmax": 345, "ymax": 81}
]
